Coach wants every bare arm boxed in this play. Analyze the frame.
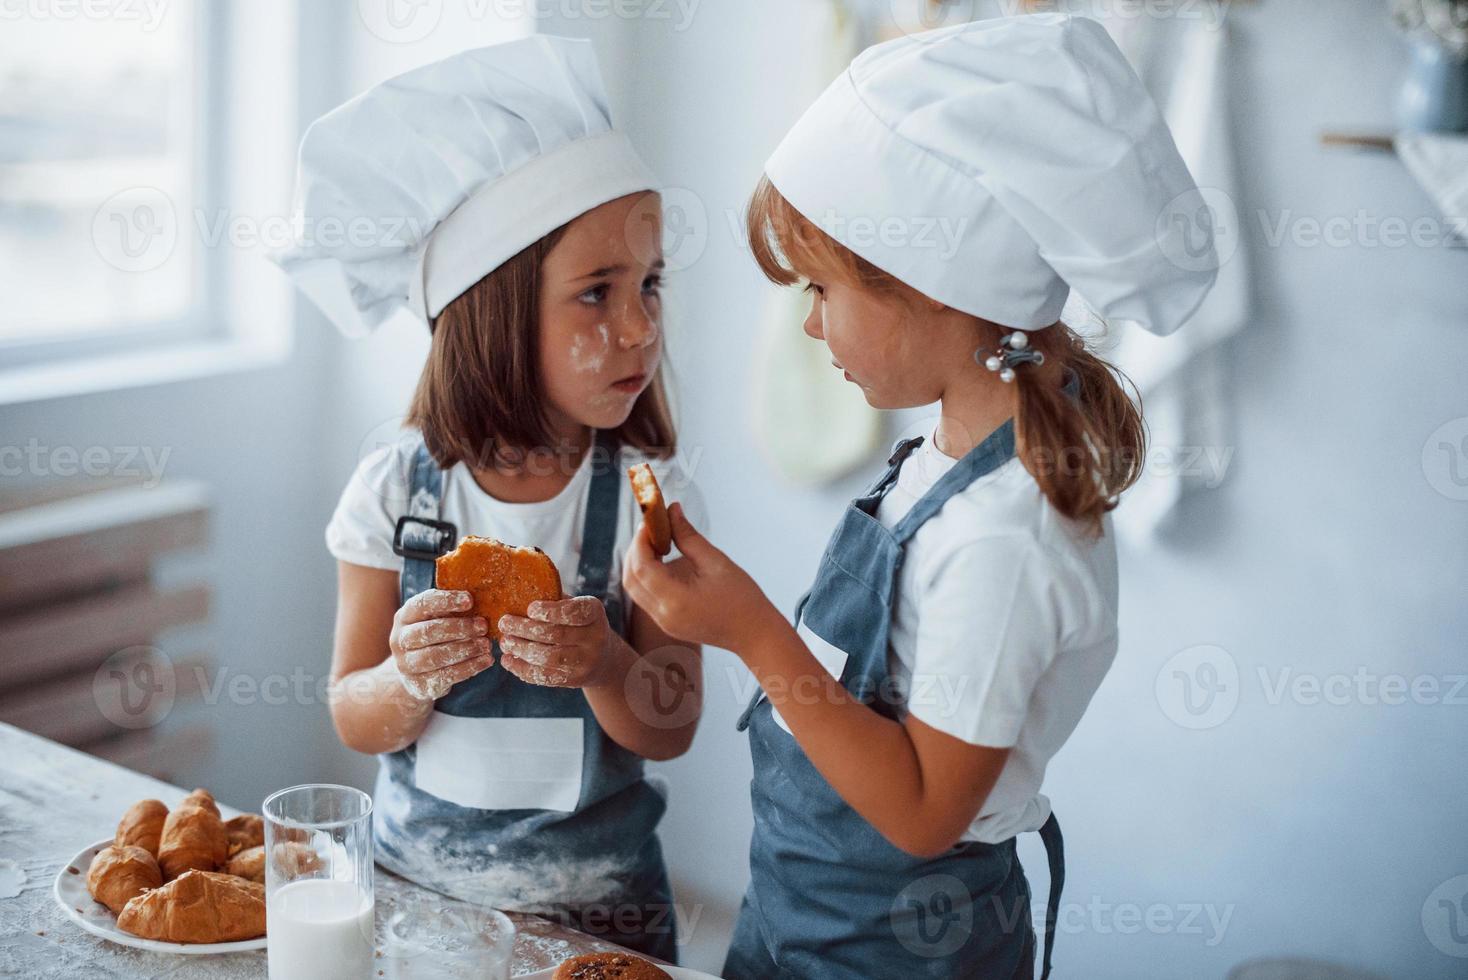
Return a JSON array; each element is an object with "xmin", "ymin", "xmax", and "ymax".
[
  {"xmin": 623, "ymin": 505, "xmax": 1008, "ymax": 857},
  {"xmin": 581, "ymin": 601, "xmax": 702, "ymax": 762},
  {"xmin": 734, "ymin": 606, "xmax": 1007, "ymax": 857},
  {"xmin": 328, "ymin": 561, "xmax": 494, "ymax": 755}
]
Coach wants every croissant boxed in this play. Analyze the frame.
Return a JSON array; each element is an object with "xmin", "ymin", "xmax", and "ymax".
[
  {"xmin": 86, "ymin": 845, "xmax": 163, "ymax": 914},
  {"xmin": 116, "ymin": 869, "xmax": 265, "ymax": 943},
  {"xmin": 222, "ymin": 845, "xmax": 264, "ymax": 883},
  {"xmin": 223, "ymin": 813, "xmax": 263, "ymax": 857},
  {"xmin": 180, "ymin": 787, "xmax": 221, "ymax": 817},
  {"xmin": 115, "ymin": 800, "xmax": 168, "ymax": 856},
  {"xmin": 223, "ymin": 841, "xmax": 323, "ymax": 884},
  {"xmin": 157, "ymin": 792, "xmax": 227, "ymax": 880}
]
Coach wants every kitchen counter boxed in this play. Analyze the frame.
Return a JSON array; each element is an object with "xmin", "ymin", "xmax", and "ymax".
[{"xmin": 0, "ymin": 722, "xmax": 648, "ymax": 977}]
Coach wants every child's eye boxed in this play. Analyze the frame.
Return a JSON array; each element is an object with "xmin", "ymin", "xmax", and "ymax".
[
  {"xmin": 578, "ymin": 283, "xmax": 610, "ymax": 305},
  {"xmin": 803, "ymin": 282, "xmax": 826, "ymax": 298},
  {"xmin": 642, "ymin": 274, "xmax": 663, "ymax": 295}
]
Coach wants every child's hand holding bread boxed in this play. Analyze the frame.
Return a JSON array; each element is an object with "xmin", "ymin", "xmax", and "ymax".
[
  {"xmin": 497, "ymin": 595, "xmax": 616, "ymax": 688},
  {"xmin": 387, "ymin": 587, "xmax": 496, "ymax": 702},
  {"xmin": 623, "ymin": 501, "xmax": 778, "ymax": 652}
]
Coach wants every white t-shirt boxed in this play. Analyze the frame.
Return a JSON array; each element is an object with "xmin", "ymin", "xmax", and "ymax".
[
  {"xmin": 326, "ymin": 432, "xmax": 707, "ymax": 610},
  {"xmin": 874, "ymin": 431, "xmax": 1119, "ymax": 844}
]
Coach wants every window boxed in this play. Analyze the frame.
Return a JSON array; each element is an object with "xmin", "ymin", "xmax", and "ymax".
[{"xmin": 0, "ymin": 0, "xmax": 297, "ymax": 402}]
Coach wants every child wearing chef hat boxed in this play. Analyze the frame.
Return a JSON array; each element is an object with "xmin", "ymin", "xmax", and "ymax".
[
  {"xmin": 271, "ymin": 36, "xmax": 703, "ymax": 961},
  {"xmin": 622, "ymin": 13, "xmax": 1218, "ymax": 979}
]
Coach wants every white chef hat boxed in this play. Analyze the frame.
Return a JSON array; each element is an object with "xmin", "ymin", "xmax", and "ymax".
[
  {"xmin": 271, "ymin": 35, "xmax": 658, "ymax": 337},
  {"xmin": 764, "ymin": 13, "xmax": 1217, "ymax": 336}
]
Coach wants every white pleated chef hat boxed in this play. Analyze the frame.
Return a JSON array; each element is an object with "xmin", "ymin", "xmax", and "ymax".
[
  {"xmin": 271, "ymin": 35, "xmax": 658, "ymax": 338},
  {"xmin": 764, "ymin": 13, "xmax": 1217, "ymax": 336}
]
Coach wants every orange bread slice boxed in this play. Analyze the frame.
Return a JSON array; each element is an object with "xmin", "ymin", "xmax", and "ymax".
[
  {"xmin": 436, "ymin": 536, "xmax": 562, "ymax": 640},
  {"xmin": 627, "ymin": 463, "xmax": 671, "ymax": 558}
]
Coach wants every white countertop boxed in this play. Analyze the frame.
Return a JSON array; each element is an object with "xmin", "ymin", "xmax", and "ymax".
[{"xmin": 0, "ymin": 722, "xmax": 648, "ymax": 978}]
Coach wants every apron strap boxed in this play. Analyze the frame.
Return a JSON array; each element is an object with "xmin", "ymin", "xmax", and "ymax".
[
  {"xmin": 574, "ymin": 429, "xmax": 627, "ymax": 635},
  {"xmin": 1037, "ymin": 811, "xmax": 1065, "ymax": 980},
  {"xmin": 863, "ymin": 436, "xmax": 925, "ymax": 498},
  {"xmin": 889, "ymin": 418, "xmax": 1016, "ymax": 545},
  {"xmin": 395, "ymin": 440, "xmax": 456, "ymax": 607},
  {"xmin": 735, "ymin": 438, "xmax": 923, "ymax": 733},
  {"xmin": 889, "ymin": 371, "xmax": 1076, "ymax": 545}
]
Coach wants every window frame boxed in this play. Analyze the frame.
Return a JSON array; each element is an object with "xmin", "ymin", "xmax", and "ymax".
[{"xmin": 0, "ymin": 0, "xmax": 298, "ymax": 406}]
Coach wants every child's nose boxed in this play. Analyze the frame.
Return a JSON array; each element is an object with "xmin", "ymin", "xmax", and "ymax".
[
  {"xmin": 802, "ymin": 294, "xmax": 824, "ymax": 340},
  {"xmin": 615, "ymin": 299, "xmax": 660, "ymax": 350}
]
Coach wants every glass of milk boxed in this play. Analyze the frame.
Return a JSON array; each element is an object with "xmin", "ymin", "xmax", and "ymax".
[
  {"xmin": 263, "ymin": 784, "xmax": 374, "ymax": 980},
  {"xmin": 382, "ymin": 892, "xmax": 515, "ymax": 979}
]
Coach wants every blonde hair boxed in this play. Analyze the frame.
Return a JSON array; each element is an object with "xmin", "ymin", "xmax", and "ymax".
[{"xmin": 746, "ymin": 176, "xmax": 1145, "ymax": 535}]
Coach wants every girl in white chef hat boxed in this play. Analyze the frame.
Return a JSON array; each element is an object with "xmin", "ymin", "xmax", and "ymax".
[
  {"xmin": 623, "ymin": 13, "xmax": 1218, "ymax": 979},
  {"xmin": 272, "ymin": 37, "xmax": 703, "ymax": 961}
]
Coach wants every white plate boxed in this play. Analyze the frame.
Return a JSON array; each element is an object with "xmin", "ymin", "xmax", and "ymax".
[
  {"xmin": 519, "ymin": 966, "xmax": 722, "ymax": 980},
  {"xmin": 53, "ymin": 839, "xmax": 267, "ymax": 955}
]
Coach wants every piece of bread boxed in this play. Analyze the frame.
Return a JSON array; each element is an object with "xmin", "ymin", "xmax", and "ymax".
[
  {"xmin": 222, "ymin": 841, "xmax": 320, "ymax": 884},
  {"xmin": 436, "ymin": 536, "xmax": 562, "ymax": 640},
  {"xmin": 627, "ymin": 463, "xmax": 671, "ymax": 557},
  {"xmin": 222, "ymin": 845, "xmax": 264, "ymax": 883},
  {"xmin": 157, "ymin": 792, "xmax": 227, "ymax": 880},
  {"xmin": 116, "ymin": 869, "xmax": 265, "ymax": 944},
  {"xmin": 223, "ymin": 814, "xmax": 263, "ymax": 858},
  {"xmin": 553, "ymin": 952, "xmax": 672, "ymax": 980},
  {"xmin": 86, "ymin": 844, "xmax": 163, "ymax": 915},
  {"xmin": 180, "ymin": 788, "xmax": 221, "ymax": 817},
  {"xmin": 115, "ymin": 799, "xmax": 168, "ymax": 856}
]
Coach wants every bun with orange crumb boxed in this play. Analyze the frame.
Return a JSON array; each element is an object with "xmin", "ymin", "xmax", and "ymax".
[{"xmin": 436, "ymin": 536, "xmax": 562, "ymax": 640}]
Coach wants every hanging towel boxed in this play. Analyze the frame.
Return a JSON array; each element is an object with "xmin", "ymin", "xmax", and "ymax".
[{"xmin": 1097, "ymin": 14, "xmax": 1251, "ymax": 543}]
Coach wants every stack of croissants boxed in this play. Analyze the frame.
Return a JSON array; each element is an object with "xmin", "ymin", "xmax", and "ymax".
[{"xmin": 85, "ymin": 788, "xmax": 317, "ymax": 944}]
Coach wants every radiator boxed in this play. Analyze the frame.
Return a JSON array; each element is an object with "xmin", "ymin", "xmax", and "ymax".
[{"xmin": 0, "ymin": 480, "xmax": 212, "ymax": 781}]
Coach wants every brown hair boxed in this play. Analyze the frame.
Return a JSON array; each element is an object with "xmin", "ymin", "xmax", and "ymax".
[
  {"xmin": 406, "ymin": 222, "xmax": 677, "ymax": 468},
  {"xmin": 746, "ymin": 176, "xmax": 1145, "ymax": 535}
]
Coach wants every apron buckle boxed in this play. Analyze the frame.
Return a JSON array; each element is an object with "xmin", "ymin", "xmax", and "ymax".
[{"xmin": 392, "ymin": 514, "xmax": 458, "ymax": 562}]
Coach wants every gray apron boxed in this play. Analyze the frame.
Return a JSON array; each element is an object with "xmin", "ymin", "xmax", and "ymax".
[
  {"xmin": 377, "ymin": 429, "xmax": 676, "ymax": 962},
  {"xmin": 725, "ymin": 419, "xmax": 1064, "ymax": 979}
]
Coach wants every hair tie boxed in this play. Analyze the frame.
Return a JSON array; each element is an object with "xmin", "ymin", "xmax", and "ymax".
[{"xmin": 976, "ymin": 330, "xmax": 1045, "ymax": 383}]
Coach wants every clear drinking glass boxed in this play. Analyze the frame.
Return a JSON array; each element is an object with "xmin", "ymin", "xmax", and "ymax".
[
  {"xmin": 263, "ymin": 784, "xmax": 374, "ymax": 980},
  {"xmin": 382, "ymin": 891, "xmax": 516, "ymax": 980}
]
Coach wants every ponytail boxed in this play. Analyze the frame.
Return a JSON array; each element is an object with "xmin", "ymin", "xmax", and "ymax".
[
  {"xmin": 1013, "ymin": 324, "xmax": 1145, "ymax": 536},
  {"xmin": 746, "ymin": 175, "xmax": 1146, "ymax": 536}
]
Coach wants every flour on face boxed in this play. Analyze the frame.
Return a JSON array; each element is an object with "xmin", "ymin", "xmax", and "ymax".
[{"xmin": 569, "ymin": 324, "xmax": 612, "ymax": 374}]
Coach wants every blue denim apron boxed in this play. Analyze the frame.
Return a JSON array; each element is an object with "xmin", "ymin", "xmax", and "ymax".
[
  {"xmin": 725, "ymin": 419, "xmax": 1064, "ymax": 980},
  {"xmin": 377, "ymin": 429, "xmax": 677, "ymax": 962}
]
